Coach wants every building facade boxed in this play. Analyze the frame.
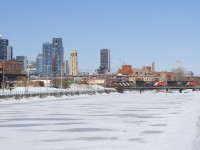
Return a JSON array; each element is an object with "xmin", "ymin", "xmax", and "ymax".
[
  {"xmin": 0, "ymin": 37, "xmax": 13, "ymax": 60},
  {"xmin": 0, "ymin": 60, "xmax": 23, "ymax": 82},
  {"xmin": 27, "ymin": 61, "xmax": 37, "ymax": 76},
  {"xmin": 118, "ymin": 65, "xmax": 134, "ymax": 75},
  {"xmin": 69, "ymin": 50, "xmax": 78, "ymax": 76},
  {"xmin": 16, "ymin": 56, "xmax": 27, "ymax": 73}
]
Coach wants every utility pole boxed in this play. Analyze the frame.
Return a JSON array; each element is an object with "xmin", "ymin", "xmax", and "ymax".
[{"xmin": 2, "ymin": 61, "xmax": 4, "ymax": 94}]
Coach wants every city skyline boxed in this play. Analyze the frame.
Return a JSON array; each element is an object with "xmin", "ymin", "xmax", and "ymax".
[{"xmin": 1, "ymin": 0, "xmax": 200, "ymax": 74}]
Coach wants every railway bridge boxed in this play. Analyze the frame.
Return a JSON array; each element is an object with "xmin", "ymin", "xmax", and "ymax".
[{"xmin": 112, "ymin": 81, "xmax": 200, "ymax": 93}]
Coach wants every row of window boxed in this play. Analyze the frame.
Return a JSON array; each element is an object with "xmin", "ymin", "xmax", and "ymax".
[
  {"xmin": 4, "ymin": 69, "xmax": 21, "ymax": 74},
  {"xmin": 4, "ymin": 64, "xmax": 21, "ymax": 69}
]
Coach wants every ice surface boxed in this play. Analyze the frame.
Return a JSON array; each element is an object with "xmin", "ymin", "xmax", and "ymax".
[{"xmin": 0, "ymin": 91, "xmax": 200, "ymax": 150}]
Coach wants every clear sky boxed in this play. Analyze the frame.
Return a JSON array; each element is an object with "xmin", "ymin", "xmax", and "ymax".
[{"xmin": 1, "ymin": 0, "xmax": 200, "ymax": 74}]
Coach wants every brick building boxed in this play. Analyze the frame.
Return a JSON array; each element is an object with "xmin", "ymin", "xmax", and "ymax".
[
  {"xmin": 0, "ymin": 60, "xmax": 24, "ymax": 82},
  {"xmin": 118, "ymin": 65, "xmax": 134, "ymax": 75}
]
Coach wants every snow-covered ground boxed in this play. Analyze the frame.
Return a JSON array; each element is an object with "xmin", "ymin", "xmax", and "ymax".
[
  {"xmin": 5, "ymin": 84, "xmax": 108, "ymax": 92},
  {"xmin": 0, "ymin": 91, "xmax": 200, "ymax": 150}
]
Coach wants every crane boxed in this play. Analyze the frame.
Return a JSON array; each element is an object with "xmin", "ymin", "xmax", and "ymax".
[{"xmin": 118, "ymin": 58, "xmax": 125, "ymax": 65}]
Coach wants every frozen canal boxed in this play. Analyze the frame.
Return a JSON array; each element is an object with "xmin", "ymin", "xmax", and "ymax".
[{"xmin": 0, "ymin": 91, "xmax": 200, "ymax": 150}]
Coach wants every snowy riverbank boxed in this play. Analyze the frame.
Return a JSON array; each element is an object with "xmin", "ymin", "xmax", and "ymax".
[{"xmin": 0, "ymin": 84, "xmax": 116, "ymax": 100}]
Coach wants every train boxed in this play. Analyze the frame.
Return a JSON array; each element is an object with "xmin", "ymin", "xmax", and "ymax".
[{"xmin": 111, "ymin": 81, "xmax": 197, "ymax": 88}]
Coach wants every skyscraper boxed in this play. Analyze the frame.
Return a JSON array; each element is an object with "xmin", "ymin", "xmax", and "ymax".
[
  {"xmin": 96, "ymin": 49, "xmax": 110, "ymax": 74},
  {"xmin": 36, "ymin": 54, "xmax": 43, "ymax": 75},
  {"xmin": 69, "ymin": 50, "xmax": 78, "ymax": 76},
  {"xmin": 65, "ymin": 60, "xmax": 69, "ymax": 75},
  {"xmin": 0, "ymin": 36, "xmax": 13, "ymax": 60},
  {"xmin": 52, "ymin": 38, "xmax": 64, "ymax": 77},
  {"xmin": 27, "ymin": 60, "xmax": 37, "ymax": 75},
  {"xmin": 42, "ymin": 38, "xmax": 64, "ymax": 77},
  {"xmin": 16, "ymin": 56, "xmax": 27, "ymax": 73},
  {"xmin": 42, "ymin": 42, "xmax": 52, "ymax": 77},
  {"xmin": 6, "ymin": 46, "xmax": 13, "ymax": 60}
]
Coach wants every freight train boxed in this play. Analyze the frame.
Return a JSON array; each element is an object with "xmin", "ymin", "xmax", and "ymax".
[{"xmin": 111, "ymin": 81, "xmax": 197, "ymax": 88}]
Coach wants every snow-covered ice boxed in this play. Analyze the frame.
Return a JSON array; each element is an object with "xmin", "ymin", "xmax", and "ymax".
[{"xmin": 0, "ymin": 91, "xmax": 200, "ymax": 150}]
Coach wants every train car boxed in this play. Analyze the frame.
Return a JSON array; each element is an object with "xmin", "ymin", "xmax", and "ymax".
[
  {"xmin": 136, "ymin": 81, "xmax": 154, "ymax": 87},
  {"xmin": 111, "ymin": 82, "xmax": 119, "ymax": 87},
  {"xmin": 112, "ymin": 80, "xmax": 197, "ymax": 88},
  {"xmin": 167, "ymin": 81, "xmax": 194, "ymax": 87},
  {"xmin": 111, "ymin": 81, "xmax": 134, "ymax": 88},
  {"xmin": 154, "ymin": 81, "xmax": 165, "ymax": 87},
  {"xmin": 186, "ymin": 81, "xmax": 197, "ymax": 86}
]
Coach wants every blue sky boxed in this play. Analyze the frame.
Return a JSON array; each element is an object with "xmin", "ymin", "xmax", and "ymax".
[{"xmin": 1, "ymin": 0, "xmax": 200, "ymax": 74}]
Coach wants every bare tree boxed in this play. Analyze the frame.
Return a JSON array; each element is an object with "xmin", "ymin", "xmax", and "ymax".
[{"xmin": 172, "ymin": 67, "xmax": 187, "ymax": 81}]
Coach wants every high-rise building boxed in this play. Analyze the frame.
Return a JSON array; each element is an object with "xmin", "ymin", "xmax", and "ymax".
[
  {"xmin": 96, "ymin": 49, "xmax": 110, "ymax": 74},
  {"xmin": 64, "ymin": 60, "xmax": 69, "ymax": 75},
  {"xmin": 52, "ymin": 38, "xmax": 64, "ymax": 77},
  {"xmin": 6, "ymin": 46, "xmax": 13, "ymax": 60},
  {"xmin": 42, "ymin": 38, "xmax": 64, "ymax": 77},
  {"xmin": 16, "ymin": 56, "xmax": 27, "ymax": 73},
  {"xmin": 42, "ymin": 42, "xmax": 52, "ymax": 77},
  {"xmin": 0, "ymin": 36, "xmax": 13, "ymax": 60},
  {"xmin": 27, "ymin": 61, "xmax": 37, "ymax": 75},
  {"xmin": 69, "ymin": 50, "xmax": 78, "ymax": 76},
  {"xmin": 36, "ymin": 54, "xmax": 43, "ymax": 75}
]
